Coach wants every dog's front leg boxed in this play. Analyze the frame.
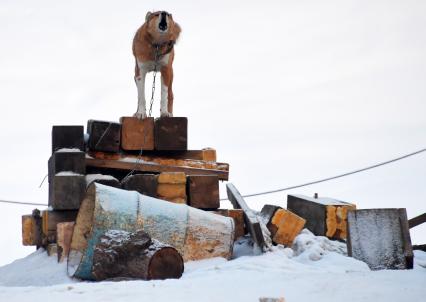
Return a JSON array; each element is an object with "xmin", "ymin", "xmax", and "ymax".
[
  {"xmin": 134, "ymin": 67, "xmax": 147, "ymax": 119},
  {"xmin": 160, "ymin": 66, "xmax": 173, "ymax": 117}
]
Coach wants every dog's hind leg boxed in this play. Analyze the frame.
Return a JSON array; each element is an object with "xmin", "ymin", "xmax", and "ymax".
[
  {"xmin": 160, "ymin": 66, "xmax": 173, "ymax": 117},
  {"xmin": 134, "ymin": 61, "xmax": 147, "ymax": 119}
]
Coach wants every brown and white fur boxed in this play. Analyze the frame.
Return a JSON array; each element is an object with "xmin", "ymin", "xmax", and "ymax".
[{"xmin": 132, "ymin": 11, "xmax": 181, "ymax": 119}]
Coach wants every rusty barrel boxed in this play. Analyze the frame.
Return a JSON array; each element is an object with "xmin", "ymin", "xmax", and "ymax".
[{"xmin": 68, "ymin": 183, "xmax": 235, "ymax": 280}]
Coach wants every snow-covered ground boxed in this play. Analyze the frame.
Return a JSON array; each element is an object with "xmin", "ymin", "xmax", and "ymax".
[{"xmin": 1, "ymin": 230, "xmax": 425, "ymax": 302}]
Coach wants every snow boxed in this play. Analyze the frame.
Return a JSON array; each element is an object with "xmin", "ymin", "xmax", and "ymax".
[
  {"xmin": 85, "ymin": 174, "xmax": 118, "ymax": 184},
  {"xmin": 56, "ymin": 171, "xmax": 84, "ymax": 176},
  {"xmin": 1, "ymin": 231, "xmax": 425, "ymax": 302},
  {"xmin": 56, "ymin": 148, "xmax": 83, "ymax": 153}
]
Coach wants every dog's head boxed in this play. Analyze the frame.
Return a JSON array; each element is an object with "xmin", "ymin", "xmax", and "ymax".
[{"xmin": 144, "ymin": 11, "xmax": 181, "ymax": 42}]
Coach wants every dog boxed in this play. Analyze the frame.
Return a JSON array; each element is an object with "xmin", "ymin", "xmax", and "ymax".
[{"xmin": 132, "ymin": 11, "xmax": 181, "ymax": 119}]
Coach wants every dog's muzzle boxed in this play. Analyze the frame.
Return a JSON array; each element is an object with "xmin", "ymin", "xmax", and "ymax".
[{"xmin": 159, "ymin": 12, "xmax": 168, "ymax": 31}]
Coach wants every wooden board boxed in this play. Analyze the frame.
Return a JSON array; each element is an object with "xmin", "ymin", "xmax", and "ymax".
[
  {"xmin": 85, "ymin": 174, "xmax": 121, "ymax": 189},
  {"xmin": 22, "ymin": 210, "xmax": 42, "ymax": 246},
  {"xmin": 287, "ymin": 194, "xmax": 356, "ymax": 240},
  {"xmin": 347, "ymin": 208, "xmax": 413, "ymax": 270},
  {"xmin": 215, "ymin": 209, "xmax": 246, "ymax": 240},
  {"xmin": 57, "ymin": 222, "xmax": 75, "ymax": 263},
  {"xmin": 52, "ymin": 125, "xmax": 84, "ymax": 154},
  {"xmin": 260, "ymin": 205, "xmax": 305, "ymax": 246},
  {"xmin": 86, "ymin": 156, "xmax": 229, "ymax": 180},
  {"xmin": 87, "ymin": 119, "xmax": 121, "ymax": 153},
  {"xmin": 120, "ymin": 116, "xmax": 154, "ymax": 151},
  {"xmin": 408, "ymin": 213, "xmax": 426, "ymax": 229},
  {"xmin": 121, "ymin": 174, "xmax": 158, "ymax": 197},
  {"xmin": 48, "ymin": 150, "xmax": 85, "ymax": 183},
  {"xmin": 49, "ymin": 174, "xmax": 86, "ymax": 210},
  {"xmin": 42, "ymin": 210, "xmax": 78, "ymax": 243},
  {"xmin": 226, "ymin": 183, "xmax": 266, "ymax": 251},
  {"xmin": 187, "ymin": 175, "xmax": 220, "ymax": 209},
  {"xmin": 158, "ymin": 172, "xmax": 186, "ymax": 184},
  {"xmin": 154, "ymin": 117, "xmax": 187, "ymax": 151}
]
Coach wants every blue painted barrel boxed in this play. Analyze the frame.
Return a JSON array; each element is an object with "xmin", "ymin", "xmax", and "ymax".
[{"xmin": 68, "ymin": 183, "xmax": 235, "ymax": 280}]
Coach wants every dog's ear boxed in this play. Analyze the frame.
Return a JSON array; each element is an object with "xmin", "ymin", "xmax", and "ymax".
[{"xmin": 145, "ymin": 11, "xmax": 152, "ymax": 22}]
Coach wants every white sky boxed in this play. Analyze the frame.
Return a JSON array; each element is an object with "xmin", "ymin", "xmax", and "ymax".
[{"xmin": 0, "ymin": 0, "xmax": 425, "ymax": 266}]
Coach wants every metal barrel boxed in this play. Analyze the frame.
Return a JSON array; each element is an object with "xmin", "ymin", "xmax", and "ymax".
[{"xmin": 68, "ymin": 183, "xmax": 235, "ymax": 280}]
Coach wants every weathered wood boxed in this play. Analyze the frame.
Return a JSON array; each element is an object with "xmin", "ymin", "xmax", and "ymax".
[
  {"xmin": 187, "ymin": 175, "xmax": 220, "ymax": 209},
  {"xmin": 57, "ymin": 222, "xmax": 75, "ymax": 263},
  {"xmin": 52, "ymin": 125, "xmax": 84, "ymax": 153},
  {"xmin": 86, "ymin": 156, "xmax": 229, "ymax": 180},
  {"xmin": 87, "ymin": 120, "xmax": 121, "ymax": 153},
  {"xmin": 158, "ymin": 172, "xmax": 186, "ymax": 184},
  {"xmin": 287, "ymin": 194, "xmax": 356, "ymax": 240},
  {"xmin": 347, "ymin": 208, "xmax": 413, "ymax": 270},
  {"xmin": 49, "ymin": 174, "xmax": 85, "ymax": 210},
  {"xmin": 226, "ymin": 183, "xmax": 266, "ymax": 251},
  {"xmin": 157, "ymin": 184, "xmax": 187, "ymax": 199},
  {"xmin": 120, "ymin": 116, "xmax": 155, "ymax": 151},
  {"xmin": 413, "ymin": 244, "xmax": 426, "ymax": 252},
  {"xmin": 260, "ymin": 205, "xmax": 305, "ymax": 246},
  {"xmin": 47, "ymin": 243, "xmax": 58, "ymax": 256},
  {"xmin": 215, "ymin": 209, "xmax": 246, "ymax": 239},
  {"xmin": 154, "ymin": 117, "xmax": 187, "ymax": 150},
  {"xmin": 157, "ymin": 172, "xmax": 187, "ymax": 203},
  {"xmin": 92, "ymin": 230, "xmax": 184, "ymax": 281},
  {"xmin": 85, "ymin": 174, "xmax": 121, "ymax": 189},
  {"xmin": 22, "ymin": 209, "xmax": 42, "ymax": 246},
  {"xmin": 121, "ymin": 174, "xmax": 158, "ymax": 197},
  {"xmin": 408, "ymin": 213, "xmax": 426, "ymax": 229},
  {"xmin": 48, "ymin": 149, "xmax": 85, "ymax": 183},
  {"xmin": 42, "ymin": 210, "xmax": 78, "ymax": 243}
]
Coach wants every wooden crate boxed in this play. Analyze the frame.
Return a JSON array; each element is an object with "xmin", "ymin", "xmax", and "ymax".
[
  {"xmin": 187, "ymin": 175, "xmax": 220, "ymax": 209},
  {"xmin": 287, "ymin": 194, "xmax": 356, "ymax": 240},
  {"xmin": 154, "ymin": 117, "xmax": 187, "ymax": 151},
  {"xmin": 87, "ymin": 119, "xmax": 121, "ymax": 153},
  {"xmin": 120, "ymin": 116, "xmax": 154, "ymax": 151}
]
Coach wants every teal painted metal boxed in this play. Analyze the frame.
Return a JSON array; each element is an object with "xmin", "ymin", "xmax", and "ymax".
[{"xmin": 68, "ymin": 183, "xmax": 234, "ymax": 280}]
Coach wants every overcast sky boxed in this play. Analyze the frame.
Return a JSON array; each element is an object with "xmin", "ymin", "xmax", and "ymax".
[{"xmin": 0, "ymin": 0, "xmax": 425, "ymax": 266}]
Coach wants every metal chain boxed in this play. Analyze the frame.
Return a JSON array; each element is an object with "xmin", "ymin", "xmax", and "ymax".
[{"xmin": 123, "ymin": 45, "xmax": 161, "ymax": 182}]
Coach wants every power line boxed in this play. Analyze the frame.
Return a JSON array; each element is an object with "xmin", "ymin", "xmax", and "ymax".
[
  {"xmin": 1, "ymin": 147, "xmax": 425, "ymax": 206},
  {"xmin": 220, "ymin": 147, "xmax": 426, "ymax": 201}
]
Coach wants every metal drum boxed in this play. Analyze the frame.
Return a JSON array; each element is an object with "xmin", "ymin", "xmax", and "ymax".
[{"xmin": 68, "ymin": 183, "xmax": 235, "ymax": 280}]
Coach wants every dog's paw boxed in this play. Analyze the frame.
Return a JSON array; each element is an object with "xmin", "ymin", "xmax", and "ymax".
[
  {"xmin": 134, "ymin": 111, "xmax": 147, "ymax": 119},
  {"xmin": 160, "ymin": 111, "xmax": 173, "ymax": 117}
]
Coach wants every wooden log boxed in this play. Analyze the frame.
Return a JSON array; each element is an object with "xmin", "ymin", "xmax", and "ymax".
[
  {"xmin": 85, "ymin": 152, "xmax": 229, "ymax": 180},
  {"xmin": 48, "ymin": 149, "xmax": 85, "ymax": 183},
  {"xmin": 260, "ymin": 205, "xmax": 305, "ymax": 246},
  {"xmin": 287, "ymin": 194, "xmax": 356, "ymax": 240},
  {"xmin": 42, "ymin": 210, "xmax": 78, "ymax": 243},
  {"xmin": 121, "ymin": 174, "xmax": 158, "ymax": 197},
  {"xmin": 413, "ymin": 244, "xmax": 426, "ymax": 252},
  {"xmin": 52, "ymin": 125, "xmax": 84, "ymax": 153},
  {"xmin": 49, "ymin": 173, "xmax": 85, "ymax": 210},
  {"xmin": 22, "ymin": 209, "xmax": 42, "ymax": 246},
  {"xmin": 120, "ymin": 116, "xmax": 154, "ymax": 151},
  {"xmin": 158, "ymin": 172, "xmax": 186, "ymax": 184},
  {"xmin": 226, "ymin": 183, "xmax": 266, "ymax": 251},
  {"xmin": 85, "ymin": 174, "xmax": 121, "ymax": 189},
  {"xmin": 408, "ymin": 213, "xmax": 426, "ymax": 229},
  {"xmin": 87, "ymin": 119, "xmax": 121, "ymax": 153},
  {"xmin": 57, "ymin": 222, "xmax": 75, "ymax": 263},
  {"xmin": 187, "ymin": 175, "xmax": 220, "ymax": 209},
  {"xmin": 215, "ymin": 209, "xmax": 246, "ymax": 239},
  {"xmin": 156, "ymin": 172, "xmax": 187, "ymax": 203},
  {"xmin": 92, "ymin": 230, "xmax": 184, "ymax": 281},
  {"xmin": 47, "ymin": 243, "xmax": 58, "ymax": 257},
  {"xmin": 154, "ymin": 117, "xmax": 187, "ymax": 151},
  {"xmin": 347, "ymin": 208, "xmax": 413, "ymax": 270}
]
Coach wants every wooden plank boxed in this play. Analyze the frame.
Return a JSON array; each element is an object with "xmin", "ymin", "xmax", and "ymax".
[
  {"xmin": 154, "ymin": 117, "xmax": 187, "ymax": 151},
  {"xmin": 158, "ymin": 172, "xmax": 186, "ymax": 184},
  {"xmin": 49, "ymin": 174, "xmax": 86, "ymax": 210},
  {"xmin": 226, "ymin": 183, "xmax": 266, "ymax": 251},
  {"xmin": 413, "ymin": 244, "xmax": 426, "ymax": 252},
  {"xmin": 287, "ymin": 194, "xmax": 356, "ymax": 240},
  {"xmin": 48, "ymin": 149, "xmax": 85, "ymax": 183},
  {"xmin": 215, "ymin": 209, "xmax": 246, "ymax": 240},
  {"xmin": 86, "ymin": 156, "xmax": 229, "ymax": 180},
  {"xmin": 87, "ymin": 119, "xmax": 121, "ymax": 153},
  {"xmin": 57, "ymin": 222, "xmax": 75, "ymax": 263},
  {"xmin": 187, "ymin": 175, "xmax": 220, "ymax": 210},
  {"xmin": 52, "ymin": 126, "xmax": 84, "ymax": 154},
  {"xmin": 120, "ymin": 116, "xmax": 154, "ymax": 151},
  {"xmin": 408, "ymin": 213, "xmax": 426, "ymax": 229},
  {"xmin": 121, "ymin": 174, "xmax": 158, "ymax": 197},
  {"xmin": 22, "ymin": 209, "xmax": 42, "ymax": 246},
  {"xmin": 85, "ymin": 174, "xmax": 121, "ymax": 189},
  {"xmin": 347, "ymin": 208, "xmax": 413, "ymax": 270},
  {"xmin": 42, "ymin": 210, "xmax": 78, "ymax": 243}
]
